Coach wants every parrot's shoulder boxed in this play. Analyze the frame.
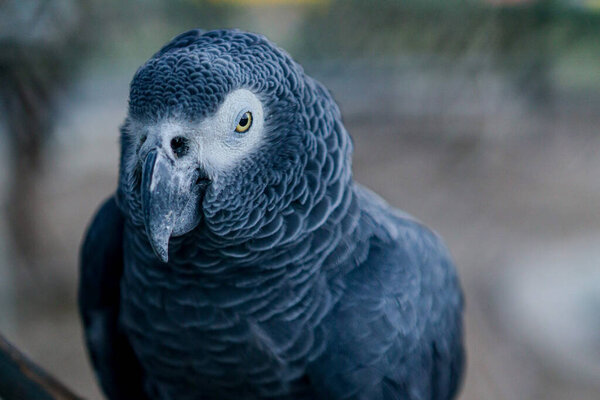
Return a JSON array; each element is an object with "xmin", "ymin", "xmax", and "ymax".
[
  {"xmin": 352, "ymin": 182, "xmax": 462, "ymax": 307},
  {"xmin": 79, "ymin": 196, "xmax": 125, "ymax": 309}
]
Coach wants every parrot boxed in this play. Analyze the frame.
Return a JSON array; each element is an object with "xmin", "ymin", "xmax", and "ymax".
[{"xmin": 79, "ymin": 29, "xmax": 464, "ymax": 400}]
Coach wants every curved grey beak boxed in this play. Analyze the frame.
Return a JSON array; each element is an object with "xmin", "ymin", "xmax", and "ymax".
[{"xmin": 141, "ymin": 150, "xmax": 206, "ymax": 263}]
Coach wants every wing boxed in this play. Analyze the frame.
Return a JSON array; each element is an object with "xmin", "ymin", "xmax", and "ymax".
[
  {"xmin": 309, "ymin": 195, "xmax": 465, "ymax": 400},
  {"xmin": 79, "ymin": 196, "xmax": 148, "ymax": 400}
]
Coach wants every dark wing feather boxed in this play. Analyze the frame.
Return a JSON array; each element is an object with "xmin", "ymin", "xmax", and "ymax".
[
  {"xmin": 309, "ymin": 199, "xmax": 464, "ymax": 400},
  {"xmin": 79, "ymin": 196, "xmax": 148, "ymax": 400}
]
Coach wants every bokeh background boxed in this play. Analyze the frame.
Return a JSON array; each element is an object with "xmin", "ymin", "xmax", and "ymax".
[{"xmin": 1, "ymin": 0, "xmax": 600, "ymax": 399}]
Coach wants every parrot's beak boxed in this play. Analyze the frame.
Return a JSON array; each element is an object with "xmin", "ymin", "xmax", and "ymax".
[{"xmin": 141, "ymin": 150, "xmax": 208, "ymax": 263}]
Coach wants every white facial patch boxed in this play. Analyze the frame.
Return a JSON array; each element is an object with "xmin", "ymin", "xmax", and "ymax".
[
  {"xmin": 194, "ymin": 89, "xmax": 265, "ymax": 172},
  {"xmin": 130, "ymin": 89, "xmax": 265, "ymax": 178}
]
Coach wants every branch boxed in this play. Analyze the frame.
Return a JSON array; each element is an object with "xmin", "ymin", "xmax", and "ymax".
[{"xmin": 0, "ymin": 332, "xmax": 84, "ymax": 400}]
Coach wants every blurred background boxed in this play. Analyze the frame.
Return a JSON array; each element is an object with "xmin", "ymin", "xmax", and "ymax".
[{"xmin": 1, "ymin": 0, "xmax": 600, "ymax": 399}]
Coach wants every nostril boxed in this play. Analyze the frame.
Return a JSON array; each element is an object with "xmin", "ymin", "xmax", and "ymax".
[{"xmin": 170, "ymin": 136, "xmax": 189, "ymax": 158}]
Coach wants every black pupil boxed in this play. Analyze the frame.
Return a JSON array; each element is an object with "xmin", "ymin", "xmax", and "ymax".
[{"xmin": 239, "ymin": 114, "xmax": 249, "ymax": 127}]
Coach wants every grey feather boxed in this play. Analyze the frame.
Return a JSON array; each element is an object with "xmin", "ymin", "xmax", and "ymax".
[{"xmin": 80, "ymin": 29, "xmax": 464, "ymax": 400}]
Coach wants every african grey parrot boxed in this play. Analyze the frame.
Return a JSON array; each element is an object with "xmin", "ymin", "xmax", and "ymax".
[{"xmin": 79, "ymin": 29, "xmax": 464, "ymax": 400}]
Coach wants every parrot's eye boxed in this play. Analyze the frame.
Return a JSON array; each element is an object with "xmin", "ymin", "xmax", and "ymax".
[{"xmin": 235, "ymin": 111, "xmax": 252, "ymax": 133}]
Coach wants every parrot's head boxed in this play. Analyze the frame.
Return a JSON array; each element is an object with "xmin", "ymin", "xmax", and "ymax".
[{"xmin": 117, "ymin": 29, "xmax": 351, "ymax": 263}]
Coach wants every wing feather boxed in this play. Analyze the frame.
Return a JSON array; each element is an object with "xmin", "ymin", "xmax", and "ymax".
[
  {"xmin": 79, "ymin": 196, "xmax": 148, "ymax": 400},
  {"xmin": 309, "ymin": 188, "xmax": 464, "ymax": 400}
]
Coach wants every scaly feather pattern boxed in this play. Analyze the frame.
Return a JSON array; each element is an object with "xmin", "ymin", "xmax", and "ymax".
[{"xmin": 79, "ymin": 29, "xmax": 464, "ymax": 400}]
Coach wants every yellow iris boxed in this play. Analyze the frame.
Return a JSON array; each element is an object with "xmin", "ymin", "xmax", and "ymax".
[{"xmin": 235, "ymin": 111, "xmax": 252, "ymax": 133}]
